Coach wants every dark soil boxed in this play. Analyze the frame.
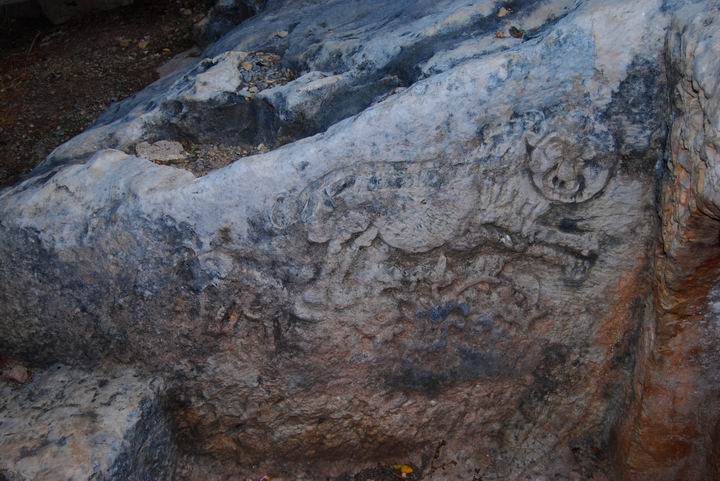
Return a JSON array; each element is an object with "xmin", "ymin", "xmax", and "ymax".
[
  {"xmin": 338, "ymin": 465, "xmax": 419, "ymax": 481},
  {"xmin": 0, "ymin": 0, "xmax": 209, "ymax": 188}
]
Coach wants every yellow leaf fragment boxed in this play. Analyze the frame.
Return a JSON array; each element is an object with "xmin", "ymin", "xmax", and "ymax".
[
  {"xmin": 498, "ymin": 6, "xmax": 509, "ymax": 17},
  {"xmin": 393, "ymin": 464, "xmax": 414, "ymax": 475}
]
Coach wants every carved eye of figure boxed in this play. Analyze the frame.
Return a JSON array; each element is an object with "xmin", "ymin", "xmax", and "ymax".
[{"xmin": 528, "ymin": 134, "xmax": 612, "ymax": 203}]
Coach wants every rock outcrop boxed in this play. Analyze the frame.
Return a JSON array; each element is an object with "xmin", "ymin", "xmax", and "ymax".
[
  {"xmin": 1, "ymin": 0, "xmax": 719, "ymax": 480},
  {"xmin": 616, "ymin": 6, "xmax": 720, "ymax": 480},
  {"xmin": 0, "ymin": 365, "xmax": 174, "ymax": 481}
]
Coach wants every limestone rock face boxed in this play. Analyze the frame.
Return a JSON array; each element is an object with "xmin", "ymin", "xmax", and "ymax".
[
  {"xmin": 0, "ymin": 365, "xmax": 175, "ymax": 481},
  {"xmin": 616, "ymin": 5, "xmax": 720, "ymax": 481},
  {"xmin": 0, "ymin": 0, "xmax": 719, "ymax": 480}
]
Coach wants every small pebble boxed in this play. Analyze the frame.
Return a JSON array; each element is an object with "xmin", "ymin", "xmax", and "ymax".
[{"xmin": 1, "ymin": 365, "xmax": 30, "ymax": 384}]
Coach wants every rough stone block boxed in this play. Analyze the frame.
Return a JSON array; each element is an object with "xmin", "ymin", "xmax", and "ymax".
[{"xmin": 0, "ymin": 365, "xmax": 175, "ymax": 481}]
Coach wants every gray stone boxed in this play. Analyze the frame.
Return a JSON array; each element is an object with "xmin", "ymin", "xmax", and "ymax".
[
  {"xmin": 135, "ymin": 140, "xmax": 187, "ymax": 162},
  {"xmin": 1, "ymin": 0, "xmax": 720, "ymax": 480},
  {"xmin": 156, "ymin": 47, "xmax": 202, "ymax": 79},
  {"xmin": 0, "ymin": 365, "xmax": 175, "ymax": 481}
]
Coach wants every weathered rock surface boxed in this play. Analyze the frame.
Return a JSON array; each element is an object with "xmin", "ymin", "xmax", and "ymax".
[
  {"xmin": 615, "ymin": 5, "xmax": 720, "ymax": 480},
  {"xmin": 194, "ymin": 0, "xmax": 267, "ymax": 47},
  {"xmin": 0, "ymin": 365, "xmax": 175, "ymax": 481},
  {"xmin": 1, "ymin": 0, "xmax": 720, "ymax": 480}
]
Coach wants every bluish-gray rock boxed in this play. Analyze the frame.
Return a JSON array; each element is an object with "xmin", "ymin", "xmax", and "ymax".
[
  {"xmin": 0, "ymin": 365, "xmax": 175, "ymax": 481},
  {"xmin": 1, "ymin": 1, "xmax": 720, "ymax": 480}
]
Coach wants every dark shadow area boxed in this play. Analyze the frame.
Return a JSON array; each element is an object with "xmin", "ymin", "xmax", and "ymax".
[{"xmin": 0, "ymin": 0, "xmax": 208, "ymax": 187}]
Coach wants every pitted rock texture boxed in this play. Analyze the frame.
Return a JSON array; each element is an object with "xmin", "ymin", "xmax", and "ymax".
[
  {"xmin": 0, "ymin": 0, "xmax": 719, "ymax": 480},
  {"xmin": 34, "ymin": 0, "xmax": 580, "ymax": 176},
  {"xmin": 0, "ymin": 365, "xmax": 175, "ymax": 481},
  {"xmin": 615, "ymin": 5, "xmax": 720, "ymax": 480}
]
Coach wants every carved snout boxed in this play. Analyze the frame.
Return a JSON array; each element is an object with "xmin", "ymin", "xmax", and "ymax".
[
  {"xmin": 545, "ymin": 158, "xmax": 584, "ymax": 198},
  {"xmin": 528, "ymin": 134, "xmax": 612, "ymax": 203}
]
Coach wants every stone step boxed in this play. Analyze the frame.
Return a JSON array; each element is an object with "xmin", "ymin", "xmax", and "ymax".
[{"xmin": 0, "ymin": 364, "xmax": 176, "ymax": 481}]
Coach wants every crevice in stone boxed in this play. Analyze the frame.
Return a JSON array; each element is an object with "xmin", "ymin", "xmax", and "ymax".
[
  {"xmin": 133, "ymin": 51, "xmax": 298, "ymax": 175},
  {"xmin": 137, "ymin": 1, "xmax": 585, "ymax": 178}
]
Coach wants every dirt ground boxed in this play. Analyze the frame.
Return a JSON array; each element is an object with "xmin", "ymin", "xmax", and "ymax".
[
  {"xmin": 0, "ymin": 0, "xmax": 210, "ymax": 187},
  {"xmin": 340, "ymin": 465, "xmax": 417, "ymax": 481}
]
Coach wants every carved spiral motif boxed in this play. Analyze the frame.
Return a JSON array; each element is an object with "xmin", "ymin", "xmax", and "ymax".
[{"xmin": 528, "ymin": 133, "xmax": 613, "ymax": 203}]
